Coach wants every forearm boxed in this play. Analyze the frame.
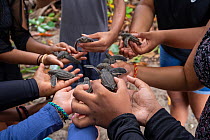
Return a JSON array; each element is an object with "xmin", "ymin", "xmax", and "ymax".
[
  {"xmin": 110, "ymin": 0, "xmax": 125, "ymax": 36},
  {"xmin": 136, "ymin": 65, "xmax": 203, "ymax": 91},
  {"xmin": 0, "ymin": 104, "xmax": 63, "ymax": 140},
  {"xmin": 160, "ymin": 27, "xmax": 205, "ymax": 49},
  {"xmin": 0, "ymin": 49, "xmax": 39, "ymax": 65},
  {"xmin": 0, "ymin": 79, "xmax": 39, "ymax": 111},
  {"xmin": 26, "ymin": 37, "xmax": 52, "ymax": 54},
  {"xmin": 145, "ymin": 109, "xmax": 196, "ymax": 140},
  {"xmin": 130, "ymin": 0, "xmax": 155, "ymax": 32}
]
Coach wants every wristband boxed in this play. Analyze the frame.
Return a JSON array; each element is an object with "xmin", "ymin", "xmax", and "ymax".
[
  {"xmin": 48, "ymin": 102, "xmax": 69, "ymax": 122},
  {"xmin": 16, "ymin": 107, "xmax": 23, "ymax": 121},
  {"xmin": 40, "ymin": 54, "xmax": 48, "ymax": 64},
  {"xmin": 133, "ymin": 63, "xmax": 138, "ymax": 78},
  {"xmin": 37, "ymin": 54, "xmax": 42, "ymax": 65},
  {"xmin": 19, "ymin": 106, "xmax": 30, "ymax": 119}
]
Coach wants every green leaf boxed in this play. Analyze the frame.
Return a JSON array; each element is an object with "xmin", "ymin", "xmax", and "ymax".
[
  {"xmin": 126, "ymin": 14, "xmax": 131, "ymax": 18},
  {"xmin": 29, "ymin": 18, "xmax": 36, "ymax": 25},
  {"xmin": 21, "ymin": 66, "xmax": 39, "ymax": 73},
  {"xmin": 37, "ymin": 26, "xmax": 46, "ymax": 33},
  {"xmin": 126, "ymin": 7, "xmax": 133, "ymax": 14},
  {"xmin": 40, "ymin": 23, "xmax": 52, "ymax": 30},
  {"xmin": 36, "ymin": 16, "xmax": 45, "ymax": 25},
  {"xmin": 47, "ymin": 21, "xmax": 55, "ymax": 28},
  {"xmin": 48, "ymin": 13, "xmax": 55, "ymax": 17},
  {"xmin": 109, "ymin": 44, "xmax": 119, "ymax": 55}
]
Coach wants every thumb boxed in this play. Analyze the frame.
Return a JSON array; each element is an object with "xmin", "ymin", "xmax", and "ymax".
[
  {"xmin": 36, "ymin": 63, "xmax": 45, "ymax": 74},
  {"xmin": 136, "ymin": 32, "xmax": 150, "ymax": 39},
  {"xmin": 127, "ymin": 75, "xmax": 147, "ymax": 89},
  {"xmin": 114, "ymin": 77, "xmax": 127, "ymax": 93},
  {"xmin": 82, "ymin": 33, "xmax": 100, "ymax": 39}
]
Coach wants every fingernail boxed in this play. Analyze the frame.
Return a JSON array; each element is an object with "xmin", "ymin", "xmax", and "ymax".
[{"xmin": 81, "ymin": 34, "xmax": 87, "ymax": 36}]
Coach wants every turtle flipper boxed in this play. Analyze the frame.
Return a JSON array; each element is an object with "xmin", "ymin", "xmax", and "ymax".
[
  {"xmin": 57, "ymin": 51, "xmax": 68, "ymax": 59},
  {"xmin": 64, "ymin": 55, "xmax": 81, "ymax": 64},
  {"xmin": 110, "ymin": 68, "xmax": 127, "ymax": 77},
  {"xmin": 112, "ymin": 55, "xmax": 127, "ymax": 62},
  {"xmin": 74, "ymin": 39, "xmax": 80, "ymax": 51},
  {"xmin": 84, "ymin": 65, "xmax": 100, "ymax": 74},
  {"xmin": 50, "ymin": 75, "xmax": 57, "ymax": 87},
  {"xmin": 124, "ymin": 36, "xmax": 130, "ymax": 47}
]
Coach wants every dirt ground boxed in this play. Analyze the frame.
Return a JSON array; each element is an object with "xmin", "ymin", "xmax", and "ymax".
[{"xmin": 32, "ymin": 31, "xmax": 198, "ymax": 140}]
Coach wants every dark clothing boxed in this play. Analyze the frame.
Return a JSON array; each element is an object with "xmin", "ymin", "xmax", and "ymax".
[
  {"xmin": 0, "ymin": 79, "xmax": 39, "ymax": 111},
  {"xmin": 108, "ymin": 109, "xmax": 196, "ymax": 140},
  {"xmin": 154, "ymin": 0, "xmax": 210, "ymax": 63},
  {"xmin": 60, "ymin": 0, "xmax": 108, "ymax": 81},
  {"xmin": 194, "ymin": 28, "xmax": 210, "ymax": 139},
  {"xmin": 0, "ymin": 0, "xmax": 31, "ymax": 81}
]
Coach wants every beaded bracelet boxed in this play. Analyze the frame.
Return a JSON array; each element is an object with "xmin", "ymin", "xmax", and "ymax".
[
  {"xmin": 48, "ymin": 102, "xmax": 69, "ymax": 122},
  {"xmin": 133, "ymin": 63, "xmax": 138, "ymax": 78}
]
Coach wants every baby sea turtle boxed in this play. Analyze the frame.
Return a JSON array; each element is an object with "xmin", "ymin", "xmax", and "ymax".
[
  {"xmin": 84, "ymin": 65, "xmax": 127, "ymax": 91},
  {"xmin": 48, "ymin": 69, "xmax": 76, "ymax": 87},
  {"xmin": 74, "ymin": 36, "xmax": 94, "ymax": 51},
  {"xmin": 120, "ymin": 33, "xmax": 142, "ymax": 47},
  {"xmin": 104, "ymin": 53, "xmax": 127, "ymax": 64},
  {"xmin": 77, "ymin": 77, "xmax": 93, "ymax": 93},
  {"xmin": 53, "ymin": 51, "xmax": 81, "ymax": 64}
]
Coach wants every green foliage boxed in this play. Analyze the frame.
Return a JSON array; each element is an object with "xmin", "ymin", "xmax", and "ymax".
[
  {"xmin": 130, "ymin": 55, "xmax": 143, "ymax": 63},
  {"xmin": 126, "ymin": 6, "xmax": 133, "ymax": 18},
  {"xmin": 29, "ymin": 13, "xmax": 57, "ymax": 33},
  {"xmin": 109, "ymin": 44, "xmax": 119, "ymax": 55},
  {"xmin": 21, "ymin": 66, "xmax": 38, "ymax": 73}
]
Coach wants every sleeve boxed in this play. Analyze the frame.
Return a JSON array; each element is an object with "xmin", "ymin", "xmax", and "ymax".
[
  {"xmin": 0, "ymin": 34, "xmax": 14, "ymax": 54},
  {"xmin": 0, "ymin": 104, "xmax": 63, "ymax": 140},
  {"xmin": 107, "ymin": 113, "xmax": 146, "ymax": 140},
  {"xmin": 0, "ymin": 79, "xmax": 39, "ymax": 111},
  {"xmin": 144, "ymin": 108, "xmax": 197, "ymax": 140},
  {"xmin": 9, "ymin": 0, "xmax": 32, "ymax": 51}
]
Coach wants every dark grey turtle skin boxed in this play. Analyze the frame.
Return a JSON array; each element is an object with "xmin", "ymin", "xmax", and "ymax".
[
  {"xmin": 96, "ymin": 63, "xmax": 112, "ymax": 70},
  {"xmin": 77, "ymin": 77, "xmax": 93, "ymax": 93},
  {"xmin": 74, "ymin": 36, "xmax": 94, "ymax": 51},
  {"xmin": 48, "ymin": 69, "xmax": 76, "ymax": 87},
  {"xmin": 120, "ymin": 33, "xmax": 142, "ymax": 47},
  {"xmin": 104, "ymin": 53, "xmax": 127, "ymax": 64},
  {"xmin": 84, "ymin": 65, "xmax": 127, "ymax": 91},
  {"xmin": 53, "ymin": 51, "xmax": 81, "ymax": 64}
]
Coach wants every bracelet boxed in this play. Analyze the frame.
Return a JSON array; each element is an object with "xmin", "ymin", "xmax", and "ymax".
[
  {"xmin": 36, "ymin": 54, "xmax": 43, "ymax": 65},
  {"xmin": 19, "ymin": 106, "xmax": 29, "ymax": 119},
  {"xmin": 133, "ymin": 63, "xmax": 138, "ymax": 78},
  {"xmin": 48, "ymin": 102, "xmax": 69, "ymax": 122},
  {"xmin": 16, "ymin": 107, "xmax": 23, "ymax": 121},
  {"xmin": 40, "ymin": 54, "xmax": 48, "ymax": 64}
]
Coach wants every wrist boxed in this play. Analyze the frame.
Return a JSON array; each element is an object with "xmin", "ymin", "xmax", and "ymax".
[{"xmin": 144, "ymin": 105, "xmax": 162, "ymax": 125}]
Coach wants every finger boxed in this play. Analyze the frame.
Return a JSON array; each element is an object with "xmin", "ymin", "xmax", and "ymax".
[
  {"xmin": 82, "ymin": 32, "xmax": 100, "ymax": 39},
  {"xmin": 71, "ymin": 98, "xmax": 91, "ymax": 114},
  {"xmin": 62, "ymin": 76, "xmax": 81, "ymax": 87},
  {"xmin": 114, "ymin": 77, "xmax": 127, "ymax": 93},
  {"xmin": 71, "ymin": 68, "xmax": 80, "ymax": 75},
  {"xmin": 91, "ymin": 80, "xmax": 110, "ymax": 95},
  {"xmin": 63, "ymin": 65, "xmax": 73, "ymax": 72},
  {"xmin": 37, "ymin": 63, "xmax": 45, "ymax": 72},
  {"xmin": 72, "ymin": 115, "xmax": 95, "ymax": 128},
  {"xmin": 73, "ymin": 52, "xmax": 87, "ymax": 59},
  {"xmin": 73, "ymin": 85, "xmax": 95, "ymax": 103},
  {"xmin": 135, "ymin": 32, "xmax": 149, "ymax": 39},
  {"xmin": 127, "ymin": 75, "xmax": 148, "ymax": 89},
  {"xmin": 111, "ymin": 61, "xmax": 126, "ymax": 68}
]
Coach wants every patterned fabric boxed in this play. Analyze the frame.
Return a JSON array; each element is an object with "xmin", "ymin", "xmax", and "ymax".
[{"xmin": 194, "ymin": 28, "xmax": 210, "ymax": 139}]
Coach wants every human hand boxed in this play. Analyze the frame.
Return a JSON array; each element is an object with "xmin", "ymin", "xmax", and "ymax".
[
  {"xmin": 127, "ymin": 76, "xmax": 162, "ymax": 126},
  {"xmin": 71, "ymin": 78, "xmax": 132, "ymax": 128},
  {"xmin": 78, "ymin": 31, "xmax": 117, "ymax": 52},
  {"xmin": 59, "ymin": 52, "xmax": 88, "ymax": 65},
  {"xmin": 111, "ymin": 61, "xmax": 134, "ymax": 82},
  {"xmin": 129, "ymin": 32, "xmax": 163, "ymax": 55},
  {"xmin": 119, "ymin": 40, "xmax": 138, "ymax": 59},
  {"xmin": 49, "ymin": 42, "xmax": 77, "ymax": 54},
  {"xmin": 33, "ymin": 63, "xmax": 83, "ymax": 97},
  {"xmin": 52, "ymin": 87, "xmax": 74, "ymax": 115}
]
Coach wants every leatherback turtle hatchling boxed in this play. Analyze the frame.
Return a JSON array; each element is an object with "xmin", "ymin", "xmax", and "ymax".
[
  {"xmin": 53, "ymin": 51, "xmax": 81, "ymax": 64},
  {"xmin": 84, "ymin": 65, "xmax": 127, "ymax": 91},
  {"xmin": 77, "ymin": 77, "xmax": 93, "ymax": 93},
  {"xmin": 120, "ymin": 33, "xmax": 142, "ymax": 47},
  {"xmin": 74, "ymin": 36, "xmax": 94, "ymax": 51},
  {"xmin": 48, "ymin": 69, "xmax": 76, "ymax": 87},
  {"xmin": 103, "ymin": 52, "xmax": 127, "ymax": 64}
]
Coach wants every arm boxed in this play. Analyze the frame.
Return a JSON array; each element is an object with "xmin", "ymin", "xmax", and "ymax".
[
  {"xmin": 129, "ymin": 0, "xmax": 155, "ymax": 32},
  {"xmin": 114, "ymin": 22, "xmax": 210, "ymax": 91},
  {"xmin": 79, "ymin": 0, "xmax": 125, "ymax": 52}
]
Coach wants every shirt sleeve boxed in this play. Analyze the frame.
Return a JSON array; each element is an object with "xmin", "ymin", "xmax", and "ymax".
[
  {"xmin": 107, "ymin": 113, "xmax": 146, "ymax": 140},
  {"xmin": 0, "ymin": 104, "xmax": 63, "ymax": 140},
  {"xmin": 0, "ymin": 79, "xmax": 39, "ymax": 111},
  {"xmin": 0, "ymin": 37, "xmax": 14, "ymax": 54},
  {"xmin": 144, "ymin": 108, "xmax": 197, "ymax": 140}
]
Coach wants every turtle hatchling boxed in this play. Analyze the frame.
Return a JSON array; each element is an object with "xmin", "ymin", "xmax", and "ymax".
[
  {"xmin": 48, "ymin": 69, "xmax": 76, "ymax": 87},
  {"xmin": 77, "ymin": 77, "xmax": 93, "ymax": 93},
  {"xmin": 53, "ymin": 51, "xmax": 81, "ymax": 64},
  {"xmin": 104, "ymin": 53, "xmax": 127, "ymax": 64},
  {"xmin": 74, "ymin": 36, "xmax": 94, "ymax": 51},
  {"xmin": 120, "ymin": 33, "xmax": 142, "ymax": 47}
]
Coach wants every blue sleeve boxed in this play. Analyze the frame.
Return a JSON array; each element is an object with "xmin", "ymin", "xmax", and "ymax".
[
  {"xmin": 0, "ymin": 104, "xmax": 63, "ymax": 140},
  {"xmin": 67, "ymin": 123, "xmax": 98, "ymax": 140}
]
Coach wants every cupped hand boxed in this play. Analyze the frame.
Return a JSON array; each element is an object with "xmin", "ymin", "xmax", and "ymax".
[
  {"xmin": 52, "ymin": 87, "xmax": 74, "ymax": 115},
  {"xmin": 71, "ymin": 78, "xmax": 132, "ymax": 128},
  {"xmin": 34, "ymin": 63, "xmax": 83, "ymax": 97},
  {"xmin": 78, "ymin": 31, "xmax": 117, "ymax": 52},
  {"xmin": 127, "ymin": 76, "xmax": 162, "ymax": 126},
  {"xmin": 50, "ymin": 42, "xmax": 77, "ymax": 54},
  {"xmin": 119, "ymin": 40, "xmax": 139, "ymax": 59},
  {"xmin": 129, "ymin": 32, "xmax": 163, "ymax": 55}
]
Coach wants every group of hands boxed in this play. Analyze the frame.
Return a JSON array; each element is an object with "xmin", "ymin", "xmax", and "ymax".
[{"xmin": 33, "ymin": 30, "xmax": 163, "ymax": 129}]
